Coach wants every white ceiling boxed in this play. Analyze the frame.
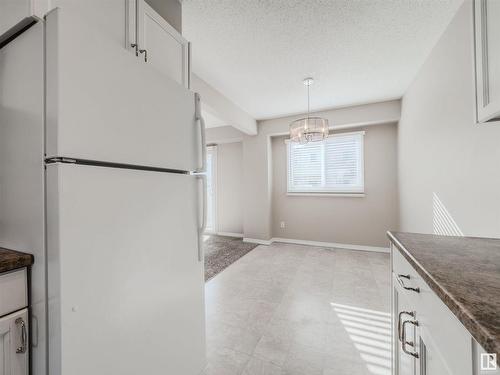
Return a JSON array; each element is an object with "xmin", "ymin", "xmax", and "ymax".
[{"xmin": 182, "ymin": 0, "xmax": 463, "ymax": 120}]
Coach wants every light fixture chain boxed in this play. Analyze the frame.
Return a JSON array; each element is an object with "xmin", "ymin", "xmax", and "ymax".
[{"xmin": 289, "ymin": 77, "xmax": 329, "ymax": 144}]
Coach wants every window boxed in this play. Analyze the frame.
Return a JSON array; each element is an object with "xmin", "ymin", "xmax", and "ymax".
[{"xmin": 287, "ymin": 131, "xmax": 364, "ymax": 194}]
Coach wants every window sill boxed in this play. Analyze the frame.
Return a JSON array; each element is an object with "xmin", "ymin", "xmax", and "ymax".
[{"xmin": 286, "ymin": 192, "xmax": 365, "ymax": 198}]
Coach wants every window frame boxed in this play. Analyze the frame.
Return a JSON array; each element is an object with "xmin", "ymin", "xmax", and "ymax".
[{"xmin": 286, "ymin": 131, "xmax": 365, "ymax": 195}]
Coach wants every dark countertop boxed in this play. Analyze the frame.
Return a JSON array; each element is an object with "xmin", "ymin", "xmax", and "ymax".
[
  {"xmin": 0, "ymin": 247, "xmax": 34, "ymax": 273},
  {"xmin": 387, "ymin": 231, "xmax": 500, "ymax": 361}
]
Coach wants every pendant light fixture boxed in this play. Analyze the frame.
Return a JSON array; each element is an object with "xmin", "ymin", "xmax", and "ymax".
[{"xmin": 289, "ymin": 78, "xmax": 329, "ymax": 143}]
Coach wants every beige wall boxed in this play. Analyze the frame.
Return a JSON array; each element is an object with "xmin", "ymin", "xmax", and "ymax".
[
  {"xmin": 244, "ymin": 100, "xmax": 401, "ymax": 241},
  {"xmin": 242, "ymin": 131, "xmax": 274, "ymax": 239},
  {"xmin": 271, "ymin": 124, "xmax": 398, "ymax": 247},
  {"xmin": 399, "ymin": 1, "xmax": 500, "ymax": 238},
  {"xmin": 215, "ymin": 142, "xmax": 243, "ymax": 234},
  {"xmin": 206, "ymin": 125, "xmax": 245, "ymax": 144},
  {"xmin": 206, "ymin": 103, "xmax": 401, "ymax": 246}
]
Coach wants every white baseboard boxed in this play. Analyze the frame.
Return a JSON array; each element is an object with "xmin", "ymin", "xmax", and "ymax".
[
  {"xmin": 243, "ymin": 237, "xmax": 273, "ymax": 245},
  {"xmin": 271, "ymin": 237, "xmax": 389, "ymax": 253},
  {"xmin": 217, "ymin": 232, "xmax": 244, "ymax": 238}
]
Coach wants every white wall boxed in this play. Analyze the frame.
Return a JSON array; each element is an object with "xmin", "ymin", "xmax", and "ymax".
[
  {"xmin": 52, "ymin": 0, "xmax": 126, "ymax": 46},
  {"xmin": 0, "ymin": 21, "xmax": 46, "ymax": 375},
  {"xmin": 145, "ymin": 0, "xmax": 182, "ymax": 33},
  {"xmin": 193, "ymin": 74, "xmax": 257, "ymax": 135},
  {"xmin": 399, "ymin": 1, "xmax": 500, "ymax": 237},
  {"xmin": 272, "ymin": 123, "xmax": 398, "ymax": 247}
]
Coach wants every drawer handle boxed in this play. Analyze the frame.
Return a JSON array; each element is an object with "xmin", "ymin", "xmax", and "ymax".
[
  {"xmin": 402, "ymin": 319, "xmax": 419, "ymax": 358},
  {"xmin": 15, "ymin": 317, "xmax": 27, "ymax": 354},
  {"xmin": 397, "ymin": 274, "xmax": 420, "ymax": 293},
  {"xmin": 397, "ymin": 311, "xmax": 414, "ymax": 342}
]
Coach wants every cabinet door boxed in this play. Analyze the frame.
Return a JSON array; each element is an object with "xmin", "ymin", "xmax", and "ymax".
[
  {"xmin": 416, "ymin": 326, "xmax": 456, "ymax": 375},
  {"xmin": 137, "ymin": 0, "xmax": 190, "ymax": 88},
  {"xmin": 475, "ymin": 0, "xmax": 500, "ymax": 122},
  {"xmin": 0, "ymin": 309, "xmax": 28, "ymax": 375},
  {"xmin": 125, "ymin": 0, "xmax": 138, "ymax": 54},
  {"xmin": 393, "ymin": 275, "xmax": 417, "ymax": 375}
]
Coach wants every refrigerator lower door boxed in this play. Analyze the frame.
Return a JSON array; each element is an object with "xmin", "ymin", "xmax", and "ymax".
[
  {"xmin": 46, "ymin": 163, "xmax": 205, "ymax": 375},
  {"xmin": 45, "ymin": 8, "xmax": 202, "ymax": 172}
]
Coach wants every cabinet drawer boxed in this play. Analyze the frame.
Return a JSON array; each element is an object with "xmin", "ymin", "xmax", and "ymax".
[
  {"xmin": 0, "ymin": 268, "xmax": 28, "ymax": 317},
  {"xmin": 392, "ymin": 244, "xmax": 422, "ymax": 304}
]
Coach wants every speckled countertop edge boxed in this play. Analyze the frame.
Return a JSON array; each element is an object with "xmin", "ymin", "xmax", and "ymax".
[
  {"xmin": 387, "ymin": 231, "xmax": 500, "ymax": 362},
  {"xmin": 0, "ymin": 247, "xmax": 34, "ymax": 274}
]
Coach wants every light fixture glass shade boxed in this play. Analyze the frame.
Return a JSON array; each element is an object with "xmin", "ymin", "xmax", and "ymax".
[{"xmin": 289, "ymin": 117, "xmax": 329, "ymax": 144}]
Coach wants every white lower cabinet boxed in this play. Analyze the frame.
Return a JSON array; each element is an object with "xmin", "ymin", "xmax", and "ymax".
[
  {"xmin": 391, "ymin": 244, "xmax": 474, "ymax": 375},
  {"xmin": 417, "ymin": 325, "xmax": 456, "ymax": 375},
  {"xmin": 0, "ymin": 309, "xmax": 28, "ymax": 375},
  {"xmin": 393, "ymin": 274, "xmax": 417, "ymax": 375}
]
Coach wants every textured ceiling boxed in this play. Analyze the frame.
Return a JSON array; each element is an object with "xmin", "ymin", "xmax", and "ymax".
[{"xmin": 182, "ymin": 0, "xmax": 463, "ymax": 120}]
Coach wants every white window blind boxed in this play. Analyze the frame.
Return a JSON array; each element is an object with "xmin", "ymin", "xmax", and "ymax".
[{"xmin": 287, "ymin": 131, "xmax": 364, "ymax": 194}]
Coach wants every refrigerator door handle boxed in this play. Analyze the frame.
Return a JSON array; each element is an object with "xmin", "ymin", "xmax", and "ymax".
[
  {"xmin": 195, "ymin": 173, "xmax": 207, "ymax": 262},
  {"xmin": 194, "ymin": 93, "xmax": 207, "ymax": 174}
]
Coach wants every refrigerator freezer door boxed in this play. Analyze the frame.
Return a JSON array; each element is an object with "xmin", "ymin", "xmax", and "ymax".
[
  {"xmin": 45, "ymin": 8, "xmax": 202, "ymax": 172},
  {"xmin": 46, "ymin": 164, "xmax": 205, "ymax": 375}
]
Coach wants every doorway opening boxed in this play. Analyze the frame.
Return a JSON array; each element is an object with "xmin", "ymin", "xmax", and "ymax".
[{"xmin": 206, "ymin": 145, "xmax": 217, "ymax": 233}]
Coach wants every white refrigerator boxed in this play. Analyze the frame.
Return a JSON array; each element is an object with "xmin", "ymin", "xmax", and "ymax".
[{"xmin": 0, "ymin": 7, "xmax": 206, "ymax": 375}]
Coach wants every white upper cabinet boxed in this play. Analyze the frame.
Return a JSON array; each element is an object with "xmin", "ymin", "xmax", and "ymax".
[
  {"xmin": 474, "ymin": 0, "xmax": 500, "ymax": 123},
  {"xmin": 127, "ymin": 0, "xmax": 190, "ymax": 88}
]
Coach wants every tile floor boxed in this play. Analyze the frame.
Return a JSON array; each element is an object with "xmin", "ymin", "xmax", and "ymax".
[{"xmin": 203, "ymin": 242, "xmax": 391, "ymax": 375}]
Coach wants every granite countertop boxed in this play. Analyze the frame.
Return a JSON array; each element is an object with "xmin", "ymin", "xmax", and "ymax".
[
  {"xmin": 387, "ymin": 231, "xmax": 500, "ymax": 361},
  {"xmin": 0, "ymin": 247, "xmax": 34, "ymax": 273}
]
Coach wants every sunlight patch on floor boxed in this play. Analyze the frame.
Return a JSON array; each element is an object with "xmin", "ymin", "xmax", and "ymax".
[{"xmin": 331, "ymin": 302, "xmax": 391, "ymax": 375}]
